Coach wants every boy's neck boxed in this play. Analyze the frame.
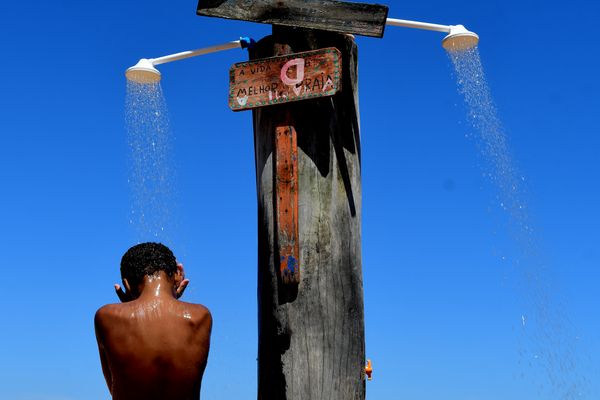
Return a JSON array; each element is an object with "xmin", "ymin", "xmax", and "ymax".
[{"xmin": 138, "ymin": 272, "xmax": 177, "ymax": 300}]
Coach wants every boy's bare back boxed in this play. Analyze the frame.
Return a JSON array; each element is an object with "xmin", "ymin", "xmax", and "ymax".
[{"xmin": 95, "ymin": 243, "xmax": 212, "ymax": 400}]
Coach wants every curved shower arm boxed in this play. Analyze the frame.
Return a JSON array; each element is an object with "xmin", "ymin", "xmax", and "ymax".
[
  {"xmin": 386, "ymin": 18, "xmax": 452, "ymax": 33},
  {"xmin": 151, "ymin": 38, "xmax": 253, "ymax": 66}
]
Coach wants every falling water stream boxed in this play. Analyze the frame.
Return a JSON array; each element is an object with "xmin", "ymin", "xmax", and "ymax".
[
  {"xmin": 125, "ymin": 81, "xmax": 177, "ymax": 243},
  {"xmin": 447, "ymin": 47, "xmax": 587, "ymax": 399}
]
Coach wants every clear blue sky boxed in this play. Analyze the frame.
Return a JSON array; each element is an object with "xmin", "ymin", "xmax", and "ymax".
[{"xmin": 1, "ymin": 1, "xmax": 599, "ymax": 399}]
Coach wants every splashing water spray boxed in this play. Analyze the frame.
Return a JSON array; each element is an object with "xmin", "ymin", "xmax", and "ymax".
[
  {"xmin": 124, "ymin": 37, "xmax": 253, "ymax": 243},
  {"xmin": 385, "ymin": 15, "xmax": 586, "ymax": 400},
  {"xmin": 384, "ymin": 17, "xmax": 585, "ymax": 399}
]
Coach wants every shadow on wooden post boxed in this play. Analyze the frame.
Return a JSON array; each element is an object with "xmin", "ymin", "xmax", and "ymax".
[{"xmin": 252, "ymin": 26, "xmax": 365, "ymax": 400}]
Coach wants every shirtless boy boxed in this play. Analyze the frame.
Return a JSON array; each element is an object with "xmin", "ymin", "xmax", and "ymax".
[{"xmin": 95, "ymin": 243, "xmax": 212, "ymax": 400}]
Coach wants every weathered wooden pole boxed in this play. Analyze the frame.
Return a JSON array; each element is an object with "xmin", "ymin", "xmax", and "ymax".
[
  {"xmin": 251, "ymin": 27, "xmax": 364, "ymax": 400},
  {"xmin": 198, "ymin": 1, "xmax": 386, "ymax": 397}
]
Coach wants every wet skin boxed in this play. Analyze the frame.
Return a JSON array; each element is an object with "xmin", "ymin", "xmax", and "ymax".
[{"xmin": 95, "ymin": 265, "xmax": 212, "ymax": 400}]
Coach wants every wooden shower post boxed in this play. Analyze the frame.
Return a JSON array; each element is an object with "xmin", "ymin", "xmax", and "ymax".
[
  {"xmin": 251, "ymin": 27, "xmax": 365, "ymax": 400},
  {"xmin": 198, "ymin": 1, "xmax": 389, "ymax": 399}
]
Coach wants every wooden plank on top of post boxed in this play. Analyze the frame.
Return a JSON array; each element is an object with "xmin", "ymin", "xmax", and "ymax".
[{"xmin": 197, "ymin": 0, "xmax": 389, "ymax": 38}]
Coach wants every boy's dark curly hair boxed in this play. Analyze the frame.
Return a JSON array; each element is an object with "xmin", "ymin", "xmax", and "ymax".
[{"xmin": 120, "ymin": 242, "xmax": 177, "ymax": 285}]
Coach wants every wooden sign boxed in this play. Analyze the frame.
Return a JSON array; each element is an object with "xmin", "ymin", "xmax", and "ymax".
[
  {"xmin": 198, "ymin": 0, "xmax": 388, "ymax": 38},
  {"xmin": 229, "ymin": 47, "xmax": 341, "ymax": 111}
]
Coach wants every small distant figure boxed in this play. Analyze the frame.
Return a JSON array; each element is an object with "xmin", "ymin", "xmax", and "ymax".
[
  {"xmin": 365, "ymin": 359, "xmax": 373, "ymax": 381},
  {"xmin": 95, "ymin": 243, "xmax": 212, "ymax": 400}
]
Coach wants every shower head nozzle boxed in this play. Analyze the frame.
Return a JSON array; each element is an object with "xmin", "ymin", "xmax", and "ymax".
[
  {"xmin": 125, "ymin": 59, "xmax": 161, "ymax": 84},
  {"xmin": 442, "ymin": 25, "xmax": 479, "ymax": 52}
]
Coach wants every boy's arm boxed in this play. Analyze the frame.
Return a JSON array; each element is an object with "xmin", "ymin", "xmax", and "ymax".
[{"xmin": 94, "ymin": 309, "xmax": 113, "ymax": 394}]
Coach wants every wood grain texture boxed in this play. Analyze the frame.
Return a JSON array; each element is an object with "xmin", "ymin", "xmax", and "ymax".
[
  {"xmin": 197, "ymin": 0, "xmax": 389, "ymax": 38},
  {"xmin": 252, "ymin": 27, "xmax": 364, "ymax": 400}
]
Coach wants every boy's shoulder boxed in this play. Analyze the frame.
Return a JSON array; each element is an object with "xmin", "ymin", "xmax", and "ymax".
[
  {"xmin": 178, "ymin": 301, "xmax": 212, "ymax": 323},
  {"xmin": 94, "ymin": 300, "xmax": 211, "ymax": 330},
  {"xmin": 170, "ymin": 301, "xmax": 212, "ymax": 335},
  {"xmin": 94, "ymin": 303, "xmax": 130, "ymax": 327},
  {"xmin": 96, "ymin": 302, "xmax": 130, "ymax": 314}
]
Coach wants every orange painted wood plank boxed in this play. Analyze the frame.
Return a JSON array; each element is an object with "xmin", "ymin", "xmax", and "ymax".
[{"xmin": 275, "ymin": 122, "xmax": 299, "ymax": 284}]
